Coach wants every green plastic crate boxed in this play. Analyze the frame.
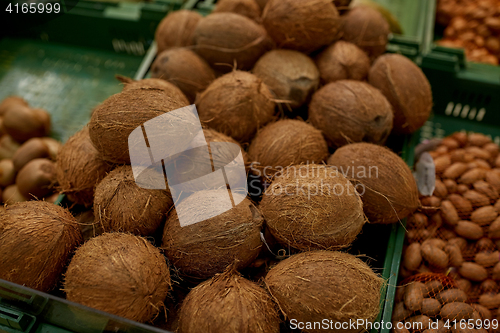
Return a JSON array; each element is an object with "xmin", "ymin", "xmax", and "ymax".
[{"xmin": 9, "ymin": 0, "xmax": 186, "ymax": 56}]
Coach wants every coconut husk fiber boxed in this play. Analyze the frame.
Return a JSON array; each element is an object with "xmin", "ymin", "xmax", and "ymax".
[
  {"xmin": 213, "ymin": 0, "xmax": 261, "ymax": 21},
  {"xmin": 328, "ymin": 142, "xmax": 419, "ymax": 224},
  {"xmin": 340, "ymin": 5, "xmax": 390, "ymax": 61},
  {"xmin": 155, "ymin": 9, "xmax": 202, "ymax": 54},
  {"xmin": 64, "ymin": 232, "xmax": 171, "ymax": 323},
  {"xmin": 119, "ymin": 77, "xmax": 190, "ymax": 105},
  {"xmin": 56, "ymin": 126, "xmax": 113, "ymax": 207},
  {"xmin": 265, "ymin": 250, "xmax": 383, "ymax": 333},
  {"xmin": 252, "ymin": 49, "xmax": 320, "ymax": 109},
  {"xmin": 88, "ymin": 88, "xmax": 190, "ymax": 164},
  {"xmin": 309, "ymin": 80, "xmax": 393, "ymax": 148},
  {"xmin": 262, "ymin": 0, "xmax": 340, "ymax": 53},
  {"xmin": 161, "ymin": 189, "xmax": 263, "ymax": 279},
  {"xmin": 316, "ymin": 40, "xmax": 370, "ymax": 83},
  {"xmin": 368, "ymin": 53, "xmax": 433, "ymax": 135},
  {"xmin": 94, "ymin": 165, "xmax": 173, "ymax": 236},
  {"xmin": 196, "ymin": 70, "xmax": 275, "ymax": 143},
  {"xmin": 259, "ymin": 164, "xmax": 366, "ymax": 251},
  {"xmin": 248, "ymin": 119, "xmax": 329, "ymax": 173},
  {"xmin": 0, "ymin": 201, "xmax": 82, "ymax": 292},
  {"xmin": 151, "ymin": 48, "xmax": 215, "ymax": 103},
  {"xmin": 193, "ymin": 12, "xmax": 273, "ymax": 72},
  {"xmin": 177, "ymin": 267, "xmax": 280, "ymax": 333}
]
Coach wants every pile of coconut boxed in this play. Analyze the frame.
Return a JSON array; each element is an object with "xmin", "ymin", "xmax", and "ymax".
[{"xmin": 0, "ymin": 0, "xmax": 433, "ymax": 332}]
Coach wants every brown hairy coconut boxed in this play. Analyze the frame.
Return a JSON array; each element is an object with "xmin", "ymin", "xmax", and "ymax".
[
  {"xmin": 119, "ymin": 77, "xmax": 189, "ymax": 105},
  {"xmin": 151, "ymin": 48, "xmax": 215, "ymax": 103},
  {"xmin": 155, "ymin": 9, "xmax": 202, "ymax": 54},
  {"xmin": 262, "ymin": 0, "xmax": 340, "ymax": 53},
  {"xmin": 340, "ymin": 5, "xmax": 390, "ymax": 61},
  {"xmin": 252, "ymin": 50, "xmax": 320, "ymax": 109},
  {"xmin": 316, "ymin": 41, "xmax": 370, "ymax": 83},
  {"xmin": 16, "ymin": 158, "xmax": 57, "ymax": 198},
  {"xmin": 368, "ymin": 53, "xmax": 433, "ymax": 134},
  {"xmin": 162, "ymin": 189, "xmax": 263, "ymax": 279},
  {"xmin": 259, "ymin": 165, "xmax": 365, "ymax": 251},
  {"xmin": 213, "ymin": 0, "xmax": 261, "ymax": 21},
  {"xmin": 0, "ymin": 96, "xmax": 28, "ymax": 116},
  {"xmin": 248, "ymin": 119, "xmax": 329, "ymax": 171},
  {"xmin": 265, "ymin": 251, "xmax": 383, "ymax": 333},
  {"xmin": 64, "ymin": 233, "xmax": 171, "ymax": 323},
  {"xmin": 88, "ymin": 87, "xmax": 190, "ymax": 164},
  {"xmin": 328, "ymin": 142, "xmax": 419, "ymax": 224},
  {"xmin": 309, "ymin": 80, "xmax": 393, "ymax": 148},
  {"xmin": 56, "ymin": 127, "xmax": 113, "ymax": 207},
  {"xmin": 94, "ymin": 165, "xmax": 173, "ymax": 236},
  {"xmin": 0, "ymin": 201, "xmax": 82, "ymax": 292},
  {"xmin": 193, "ymin": 13, "xmax": 273, "ymax": 72},
  {"xmin": 196, "ymin": 70, "xmax": 275, "ymax": 142},
  {"xmin": 178, "ymin": 267, "xmax": 280, "ymax": 333}
]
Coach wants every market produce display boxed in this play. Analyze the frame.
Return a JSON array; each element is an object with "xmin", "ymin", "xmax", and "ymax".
[
  {"xmin": 396, "ymin": 132, "xmax": 500, "ymax": 332},
  {"xmin": 0, "ymin": 0, "xmax": 442, "ymax": 332},
  {"xmin": 436, "ymin": 0, "xmax": 500, "ymax": 65},
  {"xmin": 0, "ymin": 97, "xmax": 62, "ymax": 204}
]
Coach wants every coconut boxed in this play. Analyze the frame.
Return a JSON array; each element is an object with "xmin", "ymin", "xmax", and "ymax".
[
  {"xmin": 151, "ymin": 48, "xmax": 215, "ymax": 103},
  {"xmin": 265, "ymin": 250, "xmax": 383, "ymax": 333},
  {"xmin": 56, "ymin": 127, "xmax": 113, "ymax": 207},
  {"xmin": 259, "ymin": 164, "xmax": 365, "ymax": 251},
  {"xmin": 248, "ymin": 119, "xmax": 329, "ymax": 173},
  {"xmin": 88, "ymin": 87, "xmax": 190, "ymax": 164},
  {"xmin": 368, "ymin": 53, "xmax": 433, "ymax": 134},
  {"xmin": 178, "ymin": 267, "xmax": 280, "ymax": 333},
  {"xmin": 119, "ymin": 77, "xmax": 190, "ymax": 104},
  {"xmin": 64, "ymin": 233, "xmax": 171, "ymax": 323},
  {"xmin": 162, "ymin": 189, "xmax": 263, "ymax": 279},
  {"xmin": 340, "ymin": 5, "xmax": 390, "ymax": 61},
  {"xmin": 196, "ymin": 70, "xmax": 275, "ymax": 142},
  {"xmin": 328, "ymin": 142, "xmax": 420, "ymax": 224},
  {"xmin": 94, "ymin": 165, "xmax": 173, "ymax": 236},
  {"xmin": 309, "ymin": 80, "xmax": 393, "ymax": 148},
  {"xmin": 0, "ymin": 96, "xmax": 28, "ymax": 116},
  {"xmin": 213, "ymin": 0, "xmax": 261, "ymax": 21},
  {"xmin": 315, "ymin": 41, "xmax": 371, "ymax": 83},
  {"xmin": 252, "ymin": 49, "xmax": 320, "ymax": 109},
  {"xmin": 0, "ymin": 201, "xmax": 82, "ymax": 292},
  {"xmin": 2, "ymin": 105, "xmax": 49, "ymax": 142},
  {"xmin": 262, "ymin": 0, "xmax": 340, "ymax": 53},
  {"xmin": 193, "ymin": 13, "xmax": 273, "ymax": 72},
  {"xmin": 155, "ymin": 9, "xmax": 202, "ymax": 54},
  {"xmin": 16, "ymin": 158, "xmax": 57, "ymax": 199}
]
